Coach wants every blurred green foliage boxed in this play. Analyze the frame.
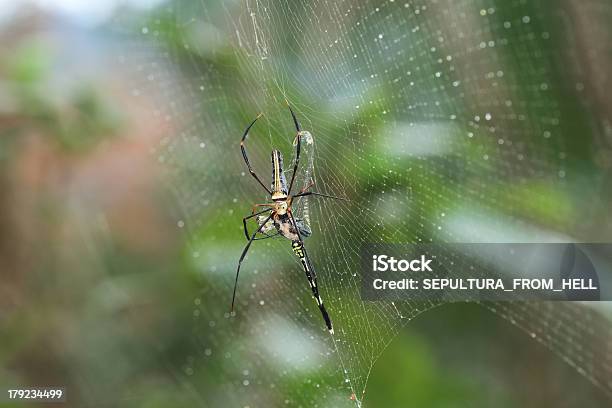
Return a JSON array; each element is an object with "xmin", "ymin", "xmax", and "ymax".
[{"xmin": 2, "ymin": 41, "xmax": 120, "ymax": 152}]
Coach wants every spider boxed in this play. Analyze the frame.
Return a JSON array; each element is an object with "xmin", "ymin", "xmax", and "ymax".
[{"xmin": 232, "ymin": 102, "xmax": 344, "ymax": 334}]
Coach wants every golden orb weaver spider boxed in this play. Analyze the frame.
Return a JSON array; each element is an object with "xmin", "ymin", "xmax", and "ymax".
[{"xmin": 232, "ymin": 102, "xmax": 345, "ymax": 334}]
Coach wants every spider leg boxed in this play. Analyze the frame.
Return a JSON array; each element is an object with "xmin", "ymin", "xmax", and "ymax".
[
  {"xmin": 242, "ymin": 207, "xmax": 273, "ymax": 241},
  {"xmin": 232, "ymin": 212, "xmax": 274, "ymax": 312},
  {"xmin": 286, "ymin": 99, "xmax": 301, "ymax": 132},
  {"xmin": 293, "ymin": 191, "xmax": 348, "ymax": 201},
  {"xmin": 298, "ymin": 180, "xmax": 314, "ymax": 194},
  {"xmin": 251, "ymin": 203, "xmax": 274, "ymax": 213},
  {"xmin": 240, "ymin": 114, "xmax": 272, "ymax": 195},
  {"xmin": 287, "ymin": 210, "xmax": 334, "ymax": 334},
  {"xmin": 286, "ymin": 101, "xmax": 302, "ymax": 195},
  {"xmin": 253, "ymin": 231, "xmax": 281, "ymax": 241},
  {"xmin": 243, "ymin": 207, "xmax": 281, "ymax": 241}
]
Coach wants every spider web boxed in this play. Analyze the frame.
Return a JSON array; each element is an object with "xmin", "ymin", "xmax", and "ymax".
[{"xmin": 115, "ymin": 0, "xmax": 612, "ymax": 406}]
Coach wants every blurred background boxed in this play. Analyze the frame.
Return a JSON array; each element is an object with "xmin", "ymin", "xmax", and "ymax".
[{"xmin": 1, "ymin": 0, "xmax": 612, "ymax": 407}]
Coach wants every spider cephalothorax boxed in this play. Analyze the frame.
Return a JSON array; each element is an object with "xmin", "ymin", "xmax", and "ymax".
[
  {"xmin": 232, "ymin": 102, "xmax": 345, "ymax": 334},
  {"xmin": 274, "ymin": 198, "xmax": 289, "ymax": 215}
]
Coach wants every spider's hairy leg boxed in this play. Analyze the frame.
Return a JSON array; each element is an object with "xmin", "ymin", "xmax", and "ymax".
[
  {"xmin": 242, "ymin": 207, "xmax": 273, "ymax": 241},
  {"xmin": 293, "ymin": 191, "xmax": 348, "ymax": 201},
  {"xmin": 240, "ymin": 113, "xmax": 272, "ymax": 195},
  {"xmin": 250, "ymin": 203, "xmax": 274, "ymax": 215},
  {"xmin": 298, "ymin": 180, "xmax": 314, "ymax": 194},
  {"xmin": 287, "ymin": 210, "xmax": 334, "ymax": 334},
  {"xmin": 285, "ymin": 99, "xmax": 301, "ymax": 132},
  {"xmin": 232, "ymin": 212, "xmax": 274, "ymax": 312},
  {"xmin": 244, "ymin": 205, "xmax": 281, "ymax": 241}
]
